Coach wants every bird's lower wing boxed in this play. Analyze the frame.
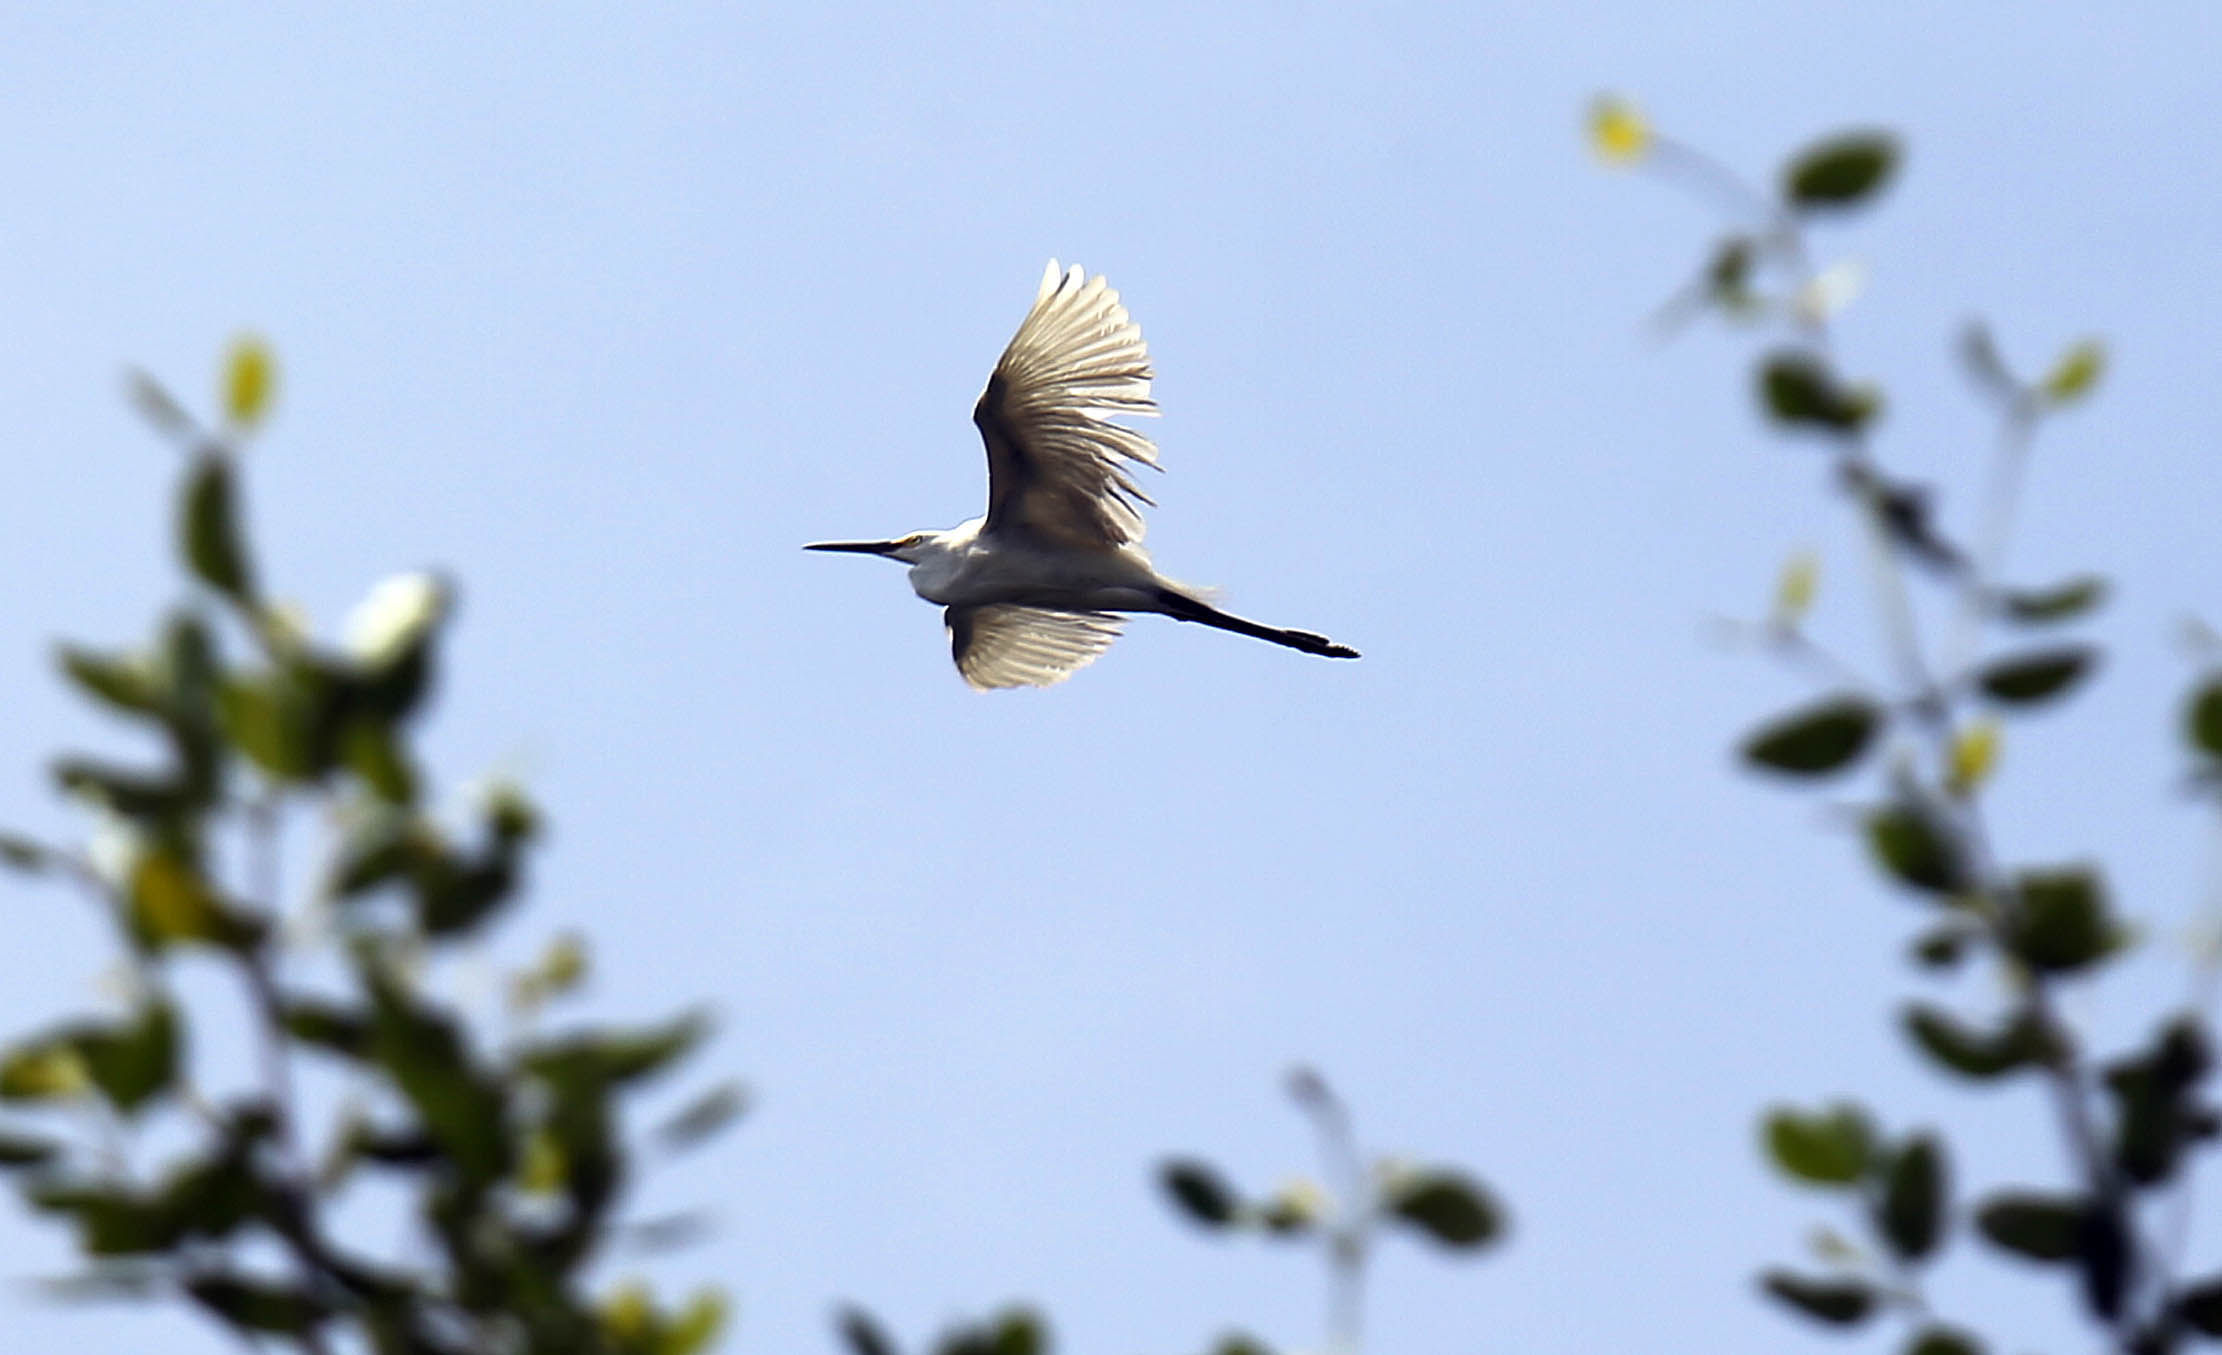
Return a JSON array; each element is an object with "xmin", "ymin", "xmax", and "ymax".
[{"xmin": 946, "ymin": 605, "xmax": 1125, "ymax": 690}]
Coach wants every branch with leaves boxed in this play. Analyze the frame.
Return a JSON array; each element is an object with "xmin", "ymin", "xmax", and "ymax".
[
  {"xmin": 1593, "ymin": 96, "xmax": 2222, "ymax": 1355},
  {"xmin": 0, "ymin": 342, "xmax": 740, "ymax": 1355}
]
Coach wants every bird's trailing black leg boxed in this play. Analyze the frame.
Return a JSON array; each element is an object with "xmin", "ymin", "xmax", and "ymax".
[{"xmin": 1152, "ymin": 589, "xmax": 1359, "ymax": 659}]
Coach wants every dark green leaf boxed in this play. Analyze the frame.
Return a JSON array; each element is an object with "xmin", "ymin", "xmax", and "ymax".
[
  {"xmin": 1903, "ymin": 1004, "xmax": 2052, "ymax": 1080},
  {"xmin": 1875, "ymin": 1134, "xmax": 1946, "ymax": 1261},
  {"xmin": 2105, "ymin": 1017, "xmax": 2212, "ymax": 1187},
  {"xmin": 52, "ymin": 758, "xmax": 191, "ymax": 822},
  {"xmin": 185, "ymin": 1273, "xmax": 326, "ymax": 1335},
  {"xmin": 1161, "ymin": 1159, "xmax": 1240, "ymax": 1226},
  {"xmin": 2177, "ymin": 1275, "xmax": 2222, "ymax": 1336},
  {"xmin": 216, "ymin": 671, "xmax": 331, "ymax": 781},
  {"xmin": 1759, "ymin": 352, "xmax": 1879, "ymax": 434},
  {"xmin": 1209, "ymin": 1336, "xmax": 1274, "ymax": 1355},
  {"xmin": 0, "ymin": 1127, "xmax": 58, "ymax": 1166},
  {"xmin": 1906, "ymin": 1325, "xmax": 1984, "ymax": 1355},
  {"xmin": 1998, "ymin": 577, "xmax": 2107, "ymax": 626},
  {"xmin": 1760, "ymin": 1270, "xmax": 1877, "ymax": 1326},
  {"xmin": 525, "ymin": 1014, "xmax": 709, "ymax": 1092},
  {"xmin": 1977, "ymin": 646, "xmax": 2097, "ymax": 706},
  {"xmin": 1383, "ymin": 1169, "xmax": 1505, "ymax": 1249},
  {"xmin": 342, "ymin": 719, "xmax": 417, "ymax": 805},
  {"xmin": 58, "ymin": 647, "xmax": 162, "ymax": 717},
  {"xmin": 1976, "ymin": 1192, "xmax": 2082, "ymax": 1261},
  {"xmin": 1909, "ymin": 923, "xmax": 1978, "ymax": 970},
  {"xmin": 1784, "ymin": 132, "xmax": 1900, "ymax": 209},
  {"xmin": 837, "ymin": 1305, "xmax": 900, "ymax": 1355},
  {"xmin": 1743, "ymin": 696, "xmax": 1880, "ymax": 776},
  {"xmin": 75, "ymin": 1002, "xmax": 179, "ymax": 1115},
  {"xmin": 657, "ymin": 1081, "xmax": 749, "ymax": 1152},
  {"xmin": 280, "ymin": 1001, "xmax": 372, "ymax": 1060},
  {"xmin": 2190, "ymin": 679, "xmax": 2222, "ymax": 759},
  {"xmin": 1867, "ymin": 801, "xmax": 1967, "ymax": 894},
  {"xmin": 2010, "ymin": 868, "xmax": 2122, "ymax": 973},
  {"xmin": 362, "ymin": 954, "xmax": 509, "ymax": 1188},
  {"xmin": 181, "ymin": 454, "xmax": 254, "ymax": 600},
  {"xmin": 29, "ymin": 1184, "xmax": 183, "ymax": 1256},
  {"xmin": 1763, "ymin": 1103, "xmax": 1872, "ymax": 1185},
  {"xmin": 0, "ymin": 831, "xmax": 51, "ymax": 873}
]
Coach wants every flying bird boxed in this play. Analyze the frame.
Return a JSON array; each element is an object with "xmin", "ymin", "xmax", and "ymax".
[{"xmin": 808, "ymin": 261, "xmax": 1360, "ymax": 689}]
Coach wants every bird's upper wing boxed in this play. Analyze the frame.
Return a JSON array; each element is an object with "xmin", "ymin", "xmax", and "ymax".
[
  {"xmin": 946, "ymin": 605, "xmax": 1125, "ymax": 690},
  {"xmin": 973, "ymin": 260, "xmax": 1160, "ymax": 551}
]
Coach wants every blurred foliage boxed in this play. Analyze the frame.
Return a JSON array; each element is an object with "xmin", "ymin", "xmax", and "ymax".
[
  {"xmin": 1598, "ymin": 96, "xmax": 2218, "ymax": 1355},
  {"xmin": 0, "ymin": 351, "xmax": 738, "ymax": 1353}
]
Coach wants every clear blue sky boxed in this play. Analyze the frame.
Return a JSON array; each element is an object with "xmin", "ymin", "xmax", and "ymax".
[{"xmin": 0, "ymin": 5, "xmax": 2218, "ymax": 1353}]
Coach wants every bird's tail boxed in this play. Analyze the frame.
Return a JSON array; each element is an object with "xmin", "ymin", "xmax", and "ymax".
[{"xmin": 1151, "ymin": 587, "xmax": 1358, "ymax": 659}]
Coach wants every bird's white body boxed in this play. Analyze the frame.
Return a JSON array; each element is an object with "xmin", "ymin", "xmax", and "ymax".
[
  {"xmin": 899, "ymin": 517, "xmax": 1164, "ymax": 613},
  {"xmin": 809, "ymin": 261, "xmax": 1357, "ymax": 689}
]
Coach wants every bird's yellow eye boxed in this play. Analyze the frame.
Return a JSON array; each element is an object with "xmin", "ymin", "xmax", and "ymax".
[{"xmin": 900, "ymin": 534, "xmax": 925, "ymax": 548}]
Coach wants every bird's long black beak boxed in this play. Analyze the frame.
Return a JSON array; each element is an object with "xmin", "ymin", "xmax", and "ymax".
[{"xmin": 804, "ymin": 539, "xmax": 904, "ymax": 556}]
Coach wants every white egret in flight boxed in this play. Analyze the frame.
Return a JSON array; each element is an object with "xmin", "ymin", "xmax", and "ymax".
[{"xmin": 808, "ymin": 261, "xmax": 1360, "ymax": 689}]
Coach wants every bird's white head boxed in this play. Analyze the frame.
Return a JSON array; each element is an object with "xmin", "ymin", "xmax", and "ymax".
[{"xmin": 803, "ymin": 531, "xmax": 939, "ymax": 565}]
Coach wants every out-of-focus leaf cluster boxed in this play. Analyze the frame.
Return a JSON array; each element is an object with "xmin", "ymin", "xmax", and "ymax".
[{"xmin": 0, "ymin": 354, "xmax": 739, "ymax": 1353}]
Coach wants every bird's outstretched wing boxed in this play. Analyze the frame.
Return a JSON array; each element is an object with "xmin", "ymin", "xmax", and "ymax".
[
  {"xmin": 973, "ymin": 260, "xmax": 1160, "ymax": 551},
  {"xmin": 946, "ymin": 605, "xmax": 1125, "ymax": 690}
]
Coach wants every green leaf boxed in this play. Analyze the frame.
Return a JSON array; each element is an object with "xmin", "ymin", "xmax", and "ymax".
[
  {"xmin": 1383, "ymin": 1169, "xmax": 1505, "ymax": 1249},
  {"xmin": 57, "ymin": 646, "xmax": 162, "ymax": 717},
  {"xmin": 1906, "ymin": 1325, "xmax": 1985, "ymax": 1355},
  {"xmin": 1759, "ymin": 352, "xmax": 1880, "ymax": 434},
  {"xmin": 280, "ymin": 1001, "xmax": 372, "ymax": 1060},
  {"xmin": 2177, "ymin": 1275, "xmax": 2222, "ymax": 1336},
  {"xmin": 2104, "ymin": 1017, "xmax": 2212, "ymax": 1187},
  {"xmin": 2009, "ymin": 868, "xmax": 2123, "ymax": 972},
  {"xmin": 663, "ymin": 1290, "xmax": 728, "ymax": 1355},
  {"xmin": 837, "ymin": 1305, "xmax": 900, "ymax": 1355},
  {"xmin": 362, "ymin": 954, "xmax": 510, "ymax": 1188},
  {"xmin": 1902, "ymin": 1004, "xmax": 2052, "ymax": 1080},
  {"xmin": 1161, "ymin": 1159, "xmax": 1240, "ymax": 1226},
  {"xmin": 1763, "ymin": 1103, "xmax": 1872, "ymax": 1185},
  {"xmin": 1875, "ymin": 1134, "xmax": 1946, "ymax": 1262},
  {"xmin": 1742, "ymin": 696, "xmax": 1880, "ymax": 776},
  {"xmin": 1783, "ymin": 132, "xmax": 1900, "ymax": 209},
  {"xmin": 1997, "ymin": 577, "xmax": 2107, "ymax": 625},
  {"xmin": 1976, "ymin": 1192, "xmax": 2082, "ymax": 1261},
  {"xmin": 0, "ymin": 1042, "xmax": 88, "ymax": 1101},
  {"xmin": 1976, "ymin": 646, "xmax": 2097, "ymax": 706},
  {"xmin": 74, "ymin": 1002, "xmax": 179, "ymax": 1115},
  {"xmin": 222, "ymin": 336, "xmax": 278, "ymax": 429},
  {"xmin": 525, "ymin": 1013, "xmax": 710, "ymax": 1091},
  {"xmin": 2189, "ymin": 679, "xmax": 2222, "ymax": 758},
  {"xmin": 1909, "ymin": 923, "xmax": 1978, "ymax": 971},
  {"xmin": 180, "ymin": 454, "xmax": 255, "ymax": 600},
  {"xmin": 341, "ymin": 719, "xmax": 417, "ymax": 805},
  {"xmin": 29, "ymin": 1184, "xmax": 183, "ymax": 1256},
  {"xmin": 0, "ymin": 1127, "xmax": 58, "ymax": 1166},
  {"xmin": 216, "ymin": 670, "xmax": 334, "ymax": 781},
  {"xmin": 129, "ymin": 850, "xmax": 264, "ymax": 952},
  {"xmin": 185, "ymin": 1273, "xmax": 325, "ymax": 1336},
  {"xmin": 1866, "ymin": 801, "xmax": 1966, "ymax": 894},
  {"xmin": 657, "ymin": 1081, "xmax": 749, "ymax": 1153},
  {"xmin": 1760, "ymin": 1270, "xmax": 1877, "ymax": 1326},
  {"xmin": 1210, "ymin": 1336, "xmax": 1275, "ymax": 1355},
  {"xmin": 2042, "ymin": 339, "xmax": 2106, "ymax": 405},
  {"xmin": 0, "ymin": 832, "xmax": 52, "ymax": 873}
]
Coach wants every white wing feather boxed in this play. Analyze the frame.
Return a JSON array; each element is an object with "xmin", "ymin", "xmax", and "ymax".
[
  {"xmin": 947, "ymin": 605, "xmax": 1125, "ymax": 690},
  {"xmin": 973, "ymin": 261, "xmax": 1160, "ymax": 550}
]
